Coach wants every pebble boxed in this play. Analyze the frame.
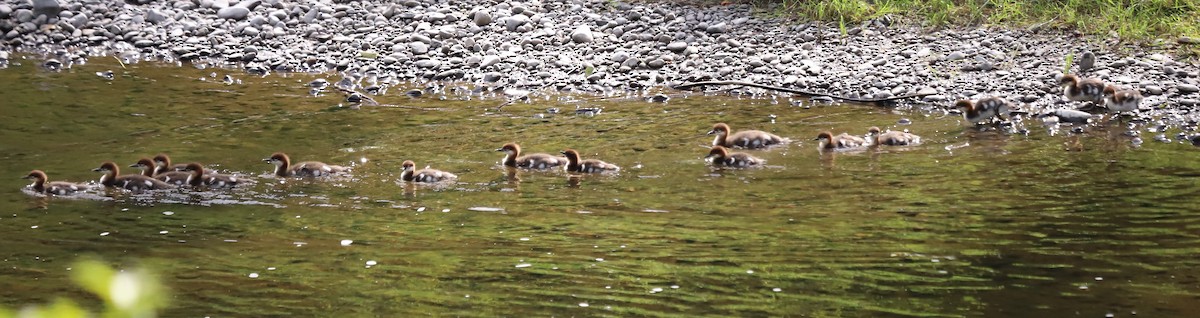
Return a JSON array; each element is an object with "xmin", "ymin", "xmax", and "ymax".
[
  {"xmin": 217, "ymin": 6, "xmax": 250, "ymax": 20},
  {"xmin": 1178, "ymin": 84, "xmax": 1199, "ymax": 94},
  {"xmin": 473, "ymin": 10, "xmax": 491, "ymax": 26},
  {"xmin": 570, "ymin": 26, "xmax": 593, "ymax": 44}
]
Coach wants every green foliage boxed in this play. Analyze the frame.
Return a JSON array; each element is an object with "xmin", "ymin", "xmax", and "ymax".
[
  {"xmin": 756, "ymin": 0, "xmax": 1200, "ymax": 40},
  {"xmin": 1, "ymin": 259, "xmax": 167, "ymax": 318},
  {"xmin": 1063, "ymin": 53, "xmax": 1075, "ymax": 74}
]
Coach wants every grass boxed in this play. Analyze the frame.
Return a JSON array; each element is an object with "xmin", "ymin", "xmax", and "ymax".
[{"xmin": 750, "ymin": 0, "xmax": 1200, "ymax": 41}]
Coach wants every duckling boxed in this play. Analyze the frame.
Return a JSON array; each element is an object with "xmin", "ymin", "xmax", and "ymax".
[
  {"xmin": 130, "ymin": 158, "xmax": 192, "ymax": 185},
  {"xmin": 867, "ymin": 127, "xmax": 921, "ymax": 146},
  {"xmin": 181, "ymin": 162, "xmax": 240, "ymax": 188},
  {"xmin": 814, "ymin": 132, "xmax": 868, "ymax": 150},
  {"xmin": 152, "ymin": 154, "xmax": 189, "ymax": 176},
  {"xmin": 1059, "ymin": 74, "xmax": 1107, "ymax": 103},
  {"xmin": 92, "ymin": 162, "xmax": 174, "ymax": 191},
  {"xmin": 953, "ymin": 97, "xmax": 1011, "ymax": 124},
  {"xmin": 264, "ymin": 152, "xmax": 349, "ymax": 177},
  {"xmin": 707, "ymin": 123, "xmax": 786, "ymax": 149},
  {"xmin": 704, "ymin": 146, "xmax": 764, "ymax": 167},
  {"xmin": 22, "ymin": 170, "xmax": 89, "ymax": 195},
  {"xmin": 496, "ymin": 143, "xmax": 568, "ymax": 170},
  {"xmin": 561, "ymin": 149, "xmax": 621, "ymax": 173},
  {"xmin": 400, "ymin": 160, "xmax": 457, "ymax": 183},
  {"xmin": 1103, "ymin": 85, "xmax": 1143, "ymax": 114}
]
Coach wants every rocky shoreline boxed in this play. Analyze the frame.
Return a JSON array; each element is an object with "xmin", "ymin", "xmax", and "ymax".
[{"xmin": 2, "ymin": 0, "xmax": 1200, "ymax": 121}]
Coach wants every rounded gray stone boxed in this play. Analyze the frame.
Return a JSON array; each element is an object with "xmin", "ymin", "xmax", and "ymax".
[
  {"xmin": 570, "ymin": 26, "xmax": 592, "ymax": 43},
  {"xmin": 217, "ymin": 7, "xmax": 250, "ymax": 20},
  {"xmin": 666, "ymin": 41, "xmax": 687, "ymax": 52},
  {"xmin": 472, "ymin": 10, "xmax": 491, "ymax": 26},
  {"xmin": 1178, "ymin": 84, "xmax": 1199, "ymax": 94}
]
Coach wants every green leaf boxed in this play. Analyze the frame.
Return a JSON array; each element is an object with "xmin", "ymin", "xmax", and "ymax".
[{"xmin": 71, "ymin": 260, "xmax": 116, "ymax": 304}]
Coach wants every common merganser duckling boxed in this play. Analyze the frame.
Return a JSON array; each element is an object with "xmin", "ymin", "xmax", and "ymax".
[
  {"xmin": 867, "ymin": 127, "xmax": 921, "ymax": 146},
  {"xmin": 130, "ymin": 158, "xmax": 159, "ymax": 177},
  {"xmin": 264, "ymin": 152, "xmax": 349, "ymax": 177},
  {"xmin": 1103, "ymin": 85, "xmax": 1143, "ymax": 113},
  {"xmin": 497, "ymin": 143, "xmax": 568, "ymax": 170},
  {"xmin": 953, "ymin": 97, "xmax": 1011, "ymax": 124},
  {"xmin": 130, "ymin": 158, "xmax": 192, "ymax": 185},
  {"xmin": 23, "ymin": 170, "xmax": 89, "ymax": 195},
  {"xmin": 1058, "ymin": 74, "xmax": 1106, "ymax": 102},
  {"xmin": 179, "ymin": 162, "xmax": 240, "ymax": 188},
  {"xmin": 561, "ymin": 149, "xmax": 621, "ymax": 173},
  {"xmin": 400, "ymin": 160, "xmax": 457, "ymax": 183},
  {"xmin": 814, "ymin": 132, "xmax": 868, "ymax": 150},
  {"xmin": 92, "ymin": 162, "xmax": 174, "ymax": 191},
  {"xmin": 707, "ymin": 123, "xmax": 786, "ymax": 149},
  {"xmin": 704, "ymin": 146, "xmax": 764, "ymax": 167},
  {"xmin": 152, "ymin": 154, "xmax": 189, "ymax": 176}
]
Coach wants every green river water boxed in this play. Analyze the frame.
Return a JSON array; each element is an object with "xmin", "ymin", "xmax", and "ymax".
[{"xmin": 1, "ymin": 57, "xmax": 1199, "ymax": 317}]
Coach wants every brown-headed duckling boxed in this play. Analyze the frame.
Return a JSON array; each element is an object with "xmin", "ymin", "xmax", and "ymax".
[
  {"xmin": 561, "ymin": 149, "xmax": 620, "ymax": 173},
  {"xmin": 152, "ymin": 153, "xmax": 189, "ymax": 176},
  {"xmin": 953, "ymin": 97, "xmax": 1011, "ymax": 124},
  {"xmin": 93, "ymin": 162, "xmax": 175, "ymax": 191},
  {"xmin": 400, "ymin": 160, "xmax": 458, "ymax": 183},
  {"xmin": 179, "ymin": 162, "xmax": 240, "ymax": 188},
  {"xmin": 264, "ymin": 152, "xmax": 349, "ymax": 177},
  {"xmin": 867, "ymin": 127, "xmax": 921, "ymax": 146},
  {"xmin": 814, "ymin": 132, "xmax": 868, "ymax": 150},
  {"xmin": 707, "ymin": 123, "xmax": 786, "ymax": 149},
  {"xmin": 1103, "ymin": 85, "xmax": 1142, "ymax": 114},
  {"xmin": 23, "ymin": 170, "xmax": 89, "ymax": 195},
  {"xmin": 130, "ymin": 158, "xmax": 192, "ymax": 185},
  {"xmin": 704, "ymin": 146, "xmax": 764, "ymax": 167},
  {"xmin": 1058, "ymin": 74, "xmax": 1106, "ymax": 102},
  {"xmin": 497, "ymin": 143, "xmax": 568, "ymax": 170}
]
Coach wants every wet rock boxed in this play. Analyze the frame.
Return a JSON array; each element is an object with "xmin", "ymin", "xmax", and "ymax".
[{"xmin": 0, "ymin": 5, "xmax": 11, "ymax": 19}]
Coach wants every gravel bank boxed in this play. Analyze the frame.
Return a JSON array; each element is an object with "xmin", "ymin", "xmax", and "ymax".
[{"xmin": 2, "ymin": 0, "xmax": 1199, "ymax": 122}]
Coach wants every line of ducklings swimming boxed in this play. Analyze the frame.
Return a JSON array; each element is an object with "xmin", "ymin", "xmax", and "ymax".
[
  {"xmin": 951, "ymin": 73, "xmax": 1144, "ymax": 125},
  {"xmin": 24, "ymin": 122, "xmax": 924, "ymax": 196}
]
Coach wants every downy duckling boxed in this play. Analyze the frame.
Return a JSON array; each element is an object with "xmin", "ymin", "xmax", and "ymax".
[
  {"xmin": 867, "ymin": 127, "xmax": 922, "ymax": 146},
  {"xmin": 23, "ymin": 170, "xmax": 89, "ymax": 195},
  {"xmin": 814, "ymin": 132, "xmax": 868, "ymax": 150},
  {"xmin": 181, "ymin": 162, "xmax": 240, "ymax": 188},
  {"xmin": 93, "ymin": 162, "xmax": 174, "ymax": 191},
  {"xmin": 497, "ymin": 143, "xmax": 568, "ymax": 170},
  {"xmin": 264, "ymin": 152, "xmax": 350, "ymax": 177},
  {"xmin": 1058, "ymin": 74, "xmax": 1106, "ymax": 102},
  {"xmin": 704, "ymin": 146, "xmax": 764, "ymax": 167},
  {"xmin": 1103, "ymin": 85, "xmax": 1143, "ymax": 114},
  {"xmin": 953, "ymin": 97, "xmax": 1011, "ymax": 124},
  {"xmin": 130, "ymin": 158, "xmax": 192, "ymax": 185},
  {"xmin": 561, "ymin": 149, "xmax": 621, "ymax": 173},
  {"xmin": 707, "ymin": 123, "xmax": 786, "ymax": 149},
  {"xmin": 152, "ymin": 154, "xmax": 189, "ymax": 176},
  {"xmin": 400, "ymin": 160, "xmax": 458, "ymax": 183}
]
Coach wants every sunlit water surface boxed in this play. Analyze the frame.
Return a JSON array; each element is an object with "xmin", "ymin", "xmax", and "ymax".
[{"xmin": 2, "ymin": 57, "xmax": 1199, "ymax": 317}]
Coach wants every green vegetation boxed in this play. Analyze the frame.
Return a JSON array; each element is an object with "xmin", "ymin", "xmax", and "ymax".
[
  {"xmin": 754, "ymin": 0, "xmax": 1200, "ymax": 40},
  {"xmin": 0, "ymin": 260, "xmax": 166, "ymax": 318}
]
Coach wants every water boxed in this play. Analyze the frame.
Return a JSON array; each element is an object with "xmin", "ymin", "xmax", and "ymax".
[{"xmin": 2, "ymin": 56, "xmax": 1199, "ymax": 317}]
